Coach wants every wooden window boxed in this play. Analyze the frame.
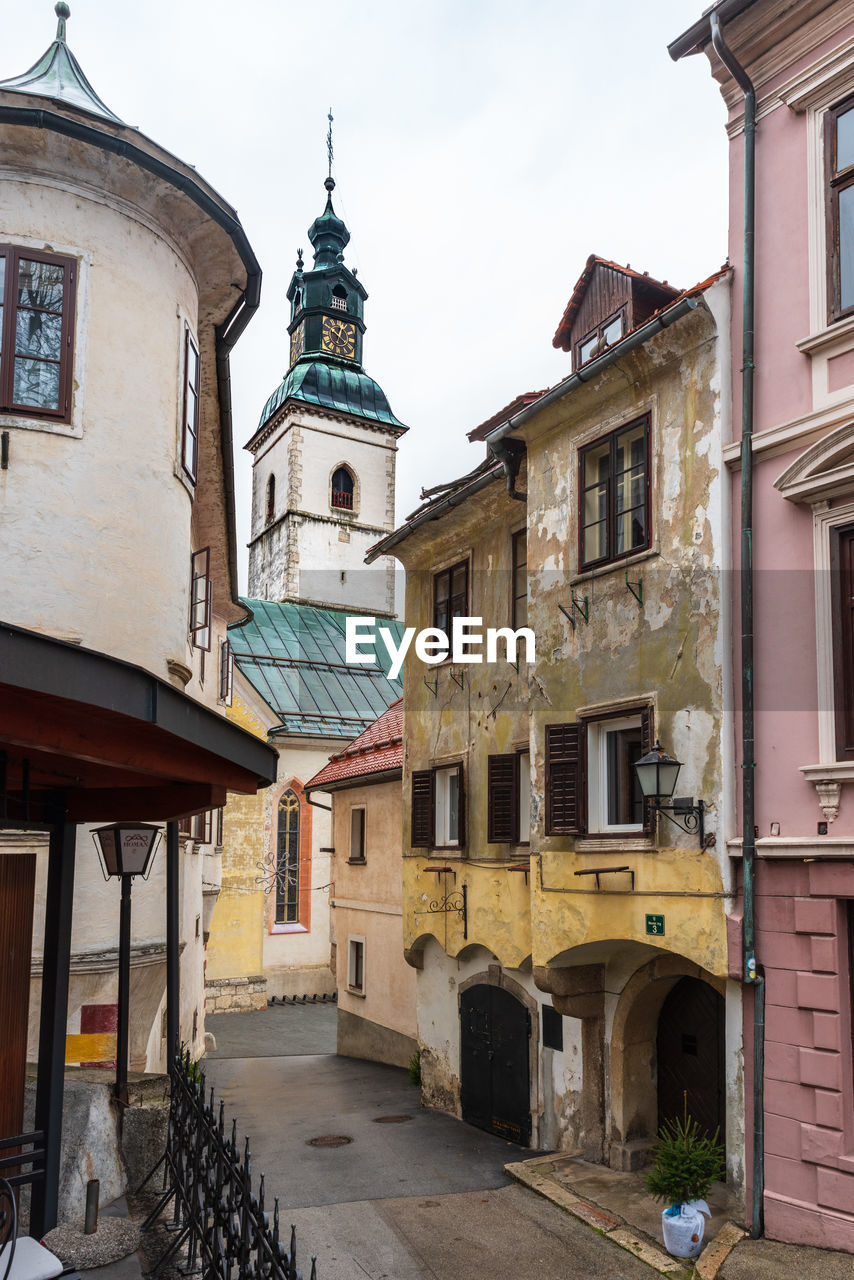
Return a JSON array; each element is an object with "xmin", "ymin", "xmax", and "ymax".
[
  {"xmin": 266, "ymin": 473, "xmax": 276, "ymax": 525},
  {"xmin": 182, "ymin": 327, "xmax": 200, "ymax": 482},
  {"xmin": 545, "ymin": 723, "xmax": 585, "ymax": 836},
  {"xmin": 434, "ymin": 560, "xmax": 468, "ymax": 632},
  {"xmin": 0, "ymin": 246, "xmax": 76, "ymax": 422},
  {"xmin": 348, "ymin": 937, "xmax": 365, "ymax": 992},
  {"xmin": 411, "ymin": 770, "xmax": 434, "ymax": 847},
  {"xmin": 831, "ymin": 524, "xmax": 854, "ymax": 759},
  {"xmin": 546, "ymin": 708, "xmax": 652, "ymax": 837},
  {"xmin": 350, "ymin": 807, "xmax": 366, "ymax": 862},
  {"xmin": 331, "ymin": 466, "xmax": 354, "ymax": 509},
  {"xmin": 191, "ymin": 810, "xmax": 212, "ymax": 843},
  {"xmin": 190, "ymin": 548, "xmax": 212, "ymax": 651},
  {"xmin": 215, "ymin": 807, "xmax": 224, "ymax": 846},
  {"xmin": 512, "ymin": 529, "xmax": 527, "ymax": 629},
  {"xmin": 275, "ymin": 790, "xmax": 301, "ymax": 924},
  {"xmin": 219, "ymin": 638, "xmax": 233, "ymax": 705},
  {"xmin": 411, "ymin": 764, "xmax": 465, "ymax": 849},
  {"xmin": 488, "ymin": 753, "xmax": 518, "ymax": 843},
  {"xmin": 826, "ymin": 95, "xmax": 854, "ymax": 322},
  {"xmin": 579, "ymin": 415, "xmax": 650, "ymax": 570},
  {"xmin": 487, "ymin": 750, "xmax": 530, "ymax": 844},
  {"xmin": 575, "ymin": 309, "xmax": 624, "ymax": 368}
]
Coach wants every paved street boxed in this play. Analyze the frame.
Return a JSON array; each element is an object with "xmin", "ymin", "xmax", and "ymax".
[{"xmin": 204, "ymin": 1010, "xmax": 660, "ymax": 1279}]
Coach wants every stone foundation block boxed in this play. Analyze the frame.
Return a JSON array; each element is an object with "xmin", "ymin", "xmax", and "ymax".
[
  {"xmin": 799, "ymin": 1047, "xmax": 842, "ymax": 1090},
  {"xmin": 794, "ymin": 897, "xmax": 836, "ymax": 935}
]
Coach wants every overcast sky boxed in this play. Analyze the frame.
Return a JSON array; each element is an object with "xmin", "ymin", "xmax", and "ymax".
[{"xmin": 7, "ymin": 1, "xmax": 729, "ymax": 592}]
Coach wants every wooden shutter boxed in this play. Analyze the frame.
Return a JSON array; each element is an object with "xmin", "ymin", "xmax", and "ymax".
[
  {"xmin": 456, "ymin": 761, "xmax": 466, "ymax": 848},
  {"xmin": 411, "ymin": 770, "xmax": 434, "ymax": 848},
  {"xmin": 545, "ymin": 723, "xmax": 584, "ymax": 835},
  {"xmin": 641, "ymin": 704, "xmax": 655, "ymax": 834},
  {"xmin": 488, "ymin": 754, "xmax": 518, "ymax": 843}
]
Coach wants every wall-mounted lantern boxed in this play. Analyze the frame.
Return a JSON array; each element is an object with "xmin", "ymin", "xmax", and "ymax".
[
  {"xmin": 633, "ymin": 742, "xmax": 705, "ymax": 844},
  {"xmin": 92, "ymin": 823, "xmax": 162, "ymax": 1105}
]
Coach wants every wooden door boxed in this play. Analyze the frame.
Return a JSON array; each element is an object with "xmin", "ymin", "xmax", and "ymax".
[
  {"xmin": 657, "ymin": 977, "xmax": 725, "ymax": 1147},
  {"xmin": 0, "ymin": 855, "xmax": 37, "ymax": 1151},
  {"xmin": 460, "ymin": 984, "xmax": 531, "ymax": 1145}
]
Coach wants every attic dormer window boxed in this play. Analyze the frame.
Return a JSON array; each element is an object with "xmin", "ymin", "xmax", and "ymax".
[
  {"xmin": 331, "ymin": 285, "xmax": 347, "ymax": 312},
  {"xmin": 578, "ymin": 312, "xmax": 624, "ymax": 366}
]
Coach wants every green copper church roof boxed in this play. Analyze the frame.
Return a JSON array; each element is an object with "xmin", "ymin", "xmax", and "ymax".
[
  {"xmin": 256, "ymin": 358, "xmax": 407, "ymax": 434},
  {"xmin": 0, "ymin": 4, "xmax": 122, "ymax": 124},
  {"xmin": 230, "ymin": 599, "xmax": 403, "ymax": 739}
]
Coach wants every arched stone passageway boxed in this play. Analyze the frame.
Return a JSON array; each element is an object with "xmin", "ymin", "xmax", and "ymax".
[{"xmin": 608, "ymin": 953, "xmax": 724, "ymax": 1170}]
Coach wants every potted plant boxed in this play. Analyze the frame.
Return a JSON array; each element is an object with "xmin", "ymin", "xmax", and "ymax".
[{"xmin": 645, "ymin": 1114, "xmax": 725, "ymax": 1259}]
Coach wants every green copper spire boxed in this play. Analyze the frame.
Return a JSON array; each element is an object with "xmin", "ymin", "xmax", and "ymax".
[
  {"xmin": 0, "ymin": 4, "xmax": 123, "ymax": 124},
  {"xmin": 308, "ymin": 177, "xmax": 350, "ymax": 269}
]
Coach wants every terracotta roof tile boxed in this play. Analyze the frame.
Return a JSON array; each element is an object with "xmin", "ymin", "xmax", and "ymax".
[
  {"xmin": 305, "ymin": 699, "xmax": 403, "ymax": 790},
  {"xmin": 467, "ymin": 390, "xmax": 548, "ymax": 443}
]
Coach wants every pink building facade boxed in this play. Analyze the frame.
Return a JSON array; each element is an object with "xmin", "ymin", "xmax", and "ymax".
[{"xmin": 673, "ymin": 0, "xmax": 854, "ymax": 1251}]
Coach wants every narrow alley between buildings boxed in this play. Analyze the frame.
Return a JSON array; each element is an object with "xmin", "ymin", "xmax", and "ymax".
[{"xmin": 203, "ymin": 1004, "xmax": 663, "ymax": 1280}]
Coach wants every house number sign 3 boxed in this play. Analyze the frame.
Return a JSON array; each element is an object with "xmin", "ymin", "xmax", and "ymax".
[{"xmin": 645, "ymin": 914, "xmax": 665, "ymax": 936}]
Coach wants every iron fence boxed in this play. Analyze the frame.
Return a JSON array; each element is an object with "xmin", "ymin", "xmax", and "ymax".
[{"xmin": 142, "ymin": 1051, "xmax": 317, "ymax": 1280}]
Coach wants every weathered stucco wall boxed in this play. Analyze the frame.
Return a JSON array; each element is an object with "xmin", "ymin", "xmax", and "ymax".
[{"xmin": 331, "ymin": 777, "xmax": 417, "ymax": 1056}]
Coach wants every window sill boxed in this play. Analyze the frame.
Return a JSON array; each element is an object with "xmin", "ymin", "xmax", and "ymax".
[
  {"xmin": 0, "ymin": 411, "xmax": 81, "ymax": 439},
  {"xmin": 270, "ymin": 922, "xmax": 309, "ymax": 935},
  {"xmin": 347, "ymin": 987, "xmax": 366, "ymax": 999},
  {"xmin": 799, "ymin": 762, "xmax": 854, "ymax": 823},
  {"xmin": 570, "ymin": 547, "xmax": 659, "ymax": 587},
  {"xmin": 575, "ymin": 836, "xmax": 655, "ymax": 853},
  {"xmin": 347, "ymin": 858, "xmax": 367, "ymax": 866},
  {"xmin": 796, "ymin": 313, "xmax": 854, "ymax": 355}
]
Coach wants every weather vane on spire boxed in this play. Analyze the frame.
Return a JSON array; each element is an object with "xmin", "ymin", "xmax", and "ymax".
[{"xmin": 326, "ymin": 109, "xmax": 334, "ymax": 181}]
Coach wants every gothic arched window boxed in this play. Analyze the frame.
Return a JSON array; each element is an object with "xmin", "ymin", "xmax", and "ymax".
[
  {"xmin": 331, "ymin": 466, "xmax": 354, "ymax": 510},
  {"xmin": 266, "ymin": 473, "xmax": 276, "ymax": 525},
  {"xmin": 275, "ymin": 790, "xmax": 300, "ymax": 924}
]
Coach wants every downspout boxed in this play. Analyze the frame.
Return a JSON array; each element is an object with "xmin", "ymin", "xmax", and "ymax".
[
  {"xmin": 709, "ymin": 12, "xmax": 764, "ymax": 1240},
  {"xmin": 489, "ymin": 437, "xmax": 527, "ymax": 501}
]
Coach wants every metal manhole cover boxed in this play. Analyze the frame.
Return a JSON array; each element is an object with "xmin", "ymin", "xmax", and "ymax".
[
  {"xmin": 306, "ymin": 1135, "xmax": 352, "ymax": 1147},
  {"xmin": 372, "ymin": 1115, "xmax": 413, "ymax": 1124}
]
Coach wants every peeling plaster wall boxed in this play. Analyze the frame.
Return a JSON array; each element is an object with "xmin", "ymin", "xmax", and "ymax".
[{"xmin": 415, "ymin": 940, "xmax": 583, "ymax": 1151}]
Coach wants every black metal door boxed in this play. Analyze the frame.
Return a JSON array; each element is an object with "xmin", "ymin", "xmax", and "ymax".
[
  {"xmin": 460, "ymin": 984, "xmax": 531, "ymax": 1145},
  {"xmin": 657, "ymin": 977, "xmax": 725, "ymax": 1147}
]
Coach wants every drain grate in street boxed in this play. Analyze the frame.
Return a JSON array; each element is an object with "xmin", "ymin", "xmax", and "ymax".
[
  {"xmin": 306, "ymin": 1134, "xmax": 352, "ymax": 1147},
  {"xmin": 372, "ymin": 1115, "xmax": 413, "ymax": 1124}
]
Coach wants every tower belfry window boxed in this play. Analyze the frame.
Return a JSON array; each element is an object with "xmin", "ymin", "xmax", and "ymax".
[
  {"xmin": 266, "ymin": 473, "xmax": 276, "ymax": 525},
  {"xmin": 331, "ymin": 284, "xmax": 348, "ymax": 312},
  {"xmin": 332, "ymin": 466, "xmax": 354, "ymax": 510}
]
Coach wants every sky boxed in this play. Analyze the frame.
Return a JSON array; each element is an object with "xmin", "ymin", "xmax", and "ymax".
[{"xmin": 6, "ymin": 0, "xmax": 730, "ymax": 593}]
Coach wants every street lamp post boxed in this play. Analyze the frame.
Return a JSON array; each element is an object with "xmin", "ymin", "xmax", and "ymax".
[
  {"xmin": 633, "ymin": 741, "xmax": 706, "ymax": 845},
  {"xmin": 92, "ymin": 823, "xmax": 161, "ymax": 1105}
]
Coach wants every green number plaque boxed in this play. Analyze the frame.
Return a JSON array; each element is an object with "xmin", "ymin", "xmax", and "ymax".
[{"xmin": 645, "ymin": 914, "xmax": 665, "ymax": 936}]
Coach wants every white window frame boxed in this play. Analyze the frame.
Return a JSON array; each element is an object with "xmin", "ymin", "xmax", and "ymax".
[
  {"xmin": 435, "ymin": 765, "xmax": 460, "ymax": 847},
  {"xmin": 347, "ymin": 936, "xmax": 366, "ymax": 995},
  {"xmin": 219, "ymin": 638, "xmax": 233, "ymax": 705},
  {"xmin": 190, "ymin": 548, "xmax": 212, "ymax": 651},
  {"xmin": 587, "ymin": 714, "xmax": 644, "ymax": 835},
  {"xmin": 181, "ymin": 325, "xmax": 200, "ymax": 484}
]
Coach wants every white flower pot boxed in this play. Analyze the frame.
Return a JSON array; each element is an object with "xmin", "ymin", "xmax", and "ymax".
[{"xmin": 660, "ymin": 1200, "xmax": 711, "ymax": 1259}]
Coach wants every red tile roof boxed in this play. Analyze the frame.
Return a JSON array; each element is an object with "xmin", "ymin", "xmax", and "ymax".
[
  {"xmin": 304, "ymin": 699, "xmax": 403, "ymax": 790},
  {"xmin": 467, "ymin": 390, "xmax": 548, "ymax": 442}
]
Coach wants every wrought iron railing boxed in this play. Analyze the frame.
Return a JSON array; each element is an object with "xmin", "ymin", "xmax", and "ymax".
[{"xmin": 141, "ymin": 1051, "xmax": 317, "ymax": 1280}]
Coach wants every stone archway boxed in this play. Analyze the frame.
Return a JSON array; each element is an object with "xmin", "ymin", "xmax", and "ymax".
[{"xmin": 608, "ymin": 953, "xmax": 725, "ymax": 1171}]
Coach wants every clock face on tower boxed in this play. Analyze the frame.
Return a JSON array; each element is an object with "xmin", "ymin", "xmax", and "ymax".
[
  {"xmin": 321, "ymin": 315, "xmax": 356, "ymax": 360},
  {"xmin": 289, "ymin": 321, "xmax": 305, "ymax": 367}
]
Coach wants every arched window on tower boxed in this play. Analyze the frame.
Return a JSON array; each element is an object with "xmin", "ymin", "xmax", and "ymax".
[
  {"xmin": 266, "ymin": 473, "xmax": 276, "ymax": 525},
  {"xmin": 331, "ymin": 466, "xmax": 354, "ymax": 510},
  {"xmin": 275, "ymin": 790, "xmax": 300, "ymax": 924},
  {"xmin": 293, "ymin": 290, "xmax": 302, "ymax": 314},
  {"xmin": 331, "ymin": 284, "xmax": 348, "ymax": 312}
]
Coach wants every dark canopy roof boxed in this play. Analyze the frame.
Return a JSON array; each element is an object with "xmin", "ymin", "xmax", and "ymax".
[{"xmin": 0, "ymin": 622, "xmax": 277, "ymax": 824}]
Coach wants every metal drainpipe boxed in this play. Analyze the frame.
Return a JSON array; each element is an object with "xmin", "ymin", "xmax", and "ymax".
[{"xmin": 709, "ymin": 12, "xmax": 764, "ymax": 1240}]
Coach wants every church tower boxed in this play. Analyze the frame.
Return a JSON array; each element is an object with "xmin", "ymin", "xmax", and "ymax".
[{"xmin": 246, "ymin": 174, "xmax": 406, "ymax": 616}]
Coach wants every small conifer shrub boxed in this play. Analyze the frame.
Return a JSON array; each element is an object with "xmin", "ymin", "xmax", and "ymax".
[{"xmin": 645, "ymin": 1116, "xmax": 725, "ymax": 1206}]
